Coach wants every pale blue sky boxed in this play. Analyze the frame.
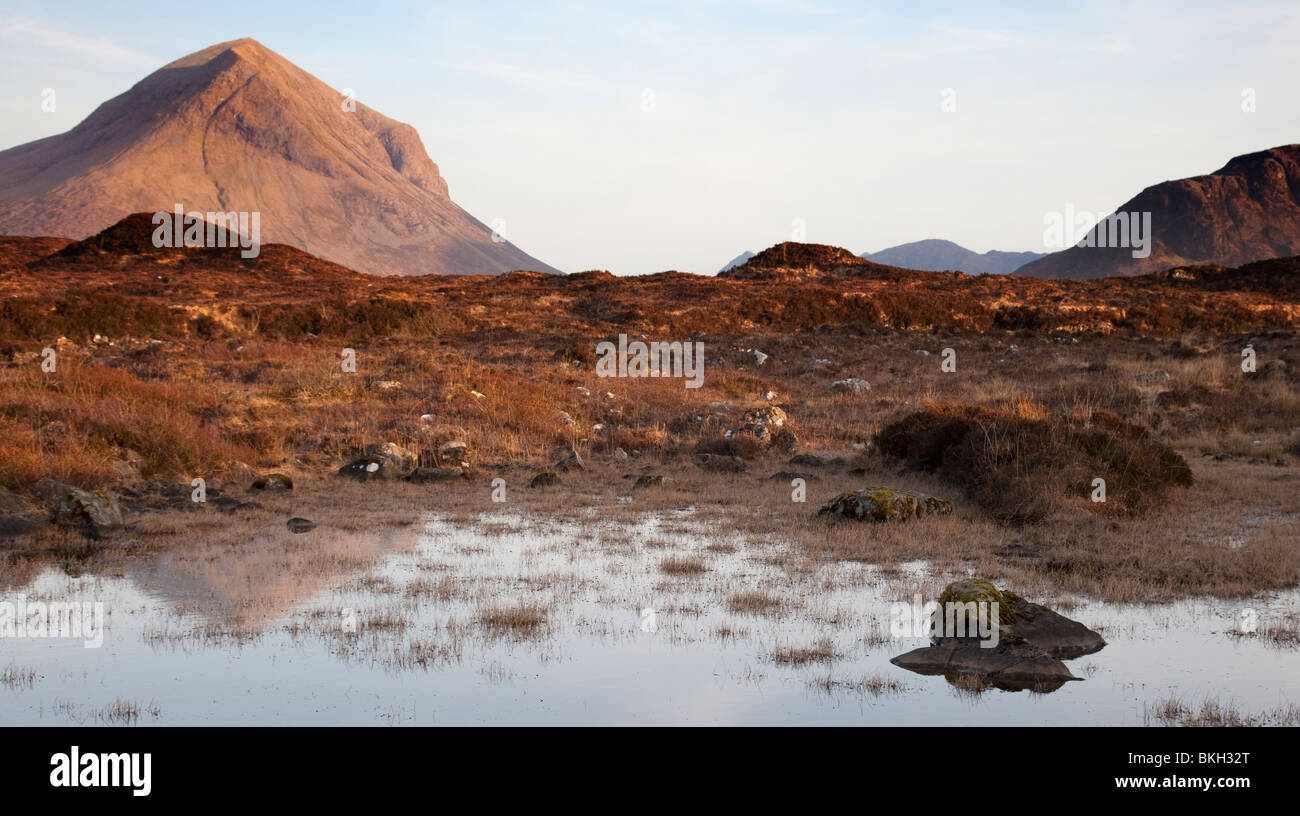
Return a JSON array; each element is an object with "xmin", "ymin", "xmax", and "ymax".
[{"xmin": 2, "ymin": 0, "xmax": 1297, "ymax": 274}]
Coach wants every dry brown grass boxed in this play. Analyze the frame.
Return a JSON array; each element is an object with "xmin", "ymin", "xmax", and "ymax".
[
  {"xmin": 1143, "ymin": 695, "xmax": 1300, "ymax": 727},
  {"xmin": 772, "ymin": 637, "xmax": 837, "ymax": 665},
  {"xmin": 476, "ymin": 602, "xmax": 547, "ymax": 634},
  {"xmin": 0, "ymin": 662, "xmax": 37, "ymax": 689},
  {"xmin": 96, "ymin": 697, "xmax": 161, "ymax": 726},
  {"xmin": 727, "ymin": 590, "xmax": 787, "ymax": 616},
  {"xmin": 812, "ymin": 673, "xmax": 907, "ymax": 696},
  {"xmin": 660, "ymin": 555, "xmax": 708, "ymax": 576},
  {"xmin": 1229, "ymin": 611, "xmax": 1300, "ymax": 648}
]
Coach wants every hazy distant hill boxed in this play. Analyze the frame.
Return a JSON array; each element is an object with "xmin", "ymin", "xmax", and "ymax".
[
  {"xmin": 862, "ymin": 239, "xmax": 1043, "ymax": 275},
  {"xmin": 718, "ymin": 251, "xmax": 755, "ymax": 274}
]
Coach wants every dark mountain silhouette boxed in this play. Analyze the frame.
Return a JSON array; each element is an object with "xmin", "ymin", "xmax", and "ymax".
[{"xmin": 1019, "ymin": 145, "xmax": 1300, "ymax": 279}]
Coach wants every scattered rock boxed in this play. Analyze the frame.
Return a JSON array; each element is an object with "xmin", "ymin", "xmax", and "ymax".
[
  {"xmin": 373, "ymin": 442, "xmax": 418, "ymax": 472},
  {"xmin": 613, "ymin": 447, "xmax": 630, "ymax": 462},
  {"xmin": 768, "ymin": 471, "xmax": 818, "ymax": 482},
  {"xmin": 32, "ymin": 478, "xmax": 74, "ymax": 511},
  {"xmin": 772, "ymin": 427, "xmax": 799, "ymax": 452},
  {"xmin": 555, "ymin": 451, "xmax": 586, "ymax": 472},
  {"xmin": 815, "ymin": 486, "xmax": 952, "ymax": 522},
  {"xmin": 751, "ymin": 350, "xmax": 768, "ymax": 365},
  {"xmin": 54, "ymin": 488, "xmax": 124, "ymax": 540},
  {"xmin": 744, "ymin": 405, "xmax": 786, "ymax": 429},
  {"xmin": 692, "ymin": 453, "xmax": 747, "ymax": 473},
  {"xmin": 788, "ymin": 453, "xmax": 842, "ymax": 468},
  {"xmin": 39, "ymin": 420, "xmax": 69, "ymax": 439},
  {"xmin": 829, "ymin": 378, "xmax": 871, "ymax": 395},
  {"xmin": 727, "ymin": 405, "xmax": 788, "ymax": 444},
  {"xmin": 340, "ymin": 442, "xmax": 421, "ymax": 481},
  {"xmin": 436, "ymin": 440, "xmax": 473, "ymax": 469},
  {"xmin": 336, "ymin": 457, "xmax": 389, "ymax": 481},
  {"xmin": 529, "ymin": 471, "xmax": 561, "ymax": 488},
  {"xmin": 286, "ymin": 517, "xmax": 316, "ymax": 533},
  {"xmin": 211, "ymin": 497, "xmax": 247, "ymax": 514},
  {"xmin": 406, "ymin": 467, "xmax": 467, "ymax": 484},
  {"xmin": 250, "ymin": 473, "xmax": 294, "ymax": 490},
  {"xmin": 726, "ymin": 422, "xmax": 770, "ymax": 442}
]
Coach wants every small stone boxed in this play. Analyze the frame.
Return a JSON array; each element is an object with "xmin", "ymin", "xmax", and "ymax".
[
  {"xmin": 250, "ymin": 473, "xmax": 294, "ymax": 490},
  {"xmin": 829, "ymin": 378, "xmax": 871, "ymax": 395},
  {"xmin": 54, "ymin": 488, "xmax": 124, "ymax": 540},
  {"xmin": 286, "ymin": 517, "xmax": 316, "ymax": 533},
  {"xmin": 406, "ymin": 467, "xmax": 466, "ymax": 484},
  {"xmin": 815, "ymin": 486, "xmax": 952, "ymax": 522},
  {"xmin": 692, "ymin": 453, "xmax": 747, "ymax": 473},
  {"xmin": 530, "ymin": 471, "xmax": 561, "ymax": 488},
  {"xmin": 555, "ymin": 451, "xmax": 586, "ymax": 472}
]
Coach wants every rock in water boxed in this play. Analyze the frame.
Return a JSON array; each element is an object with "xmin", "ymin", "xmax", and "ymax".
[
  {"xmin": 891, "ymin": 638, "xmax": 1078, "ymax": 693},
  {"xmin": 815, "ymin": 486, "xmax": 952, "ymax": 522},
  {"xmin": 890, "ymin": 579, "xmax": 1106, "ymax": 692}
]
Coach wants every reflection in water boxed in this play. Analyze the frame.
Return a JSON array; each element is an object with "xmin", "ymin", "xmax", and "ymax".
[
  {"xmin": 0, "ymin": 511, "xmax": 1297, "ymax": 725},
  {"xmin": 126, "ymin": 521, "xmax": 424, "ymax": 634}
]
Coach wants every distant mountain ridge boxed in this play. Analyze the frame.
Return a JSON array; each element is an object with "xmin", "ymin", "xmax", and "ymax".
[
  {"xmin": 1018, "ymin": 144, "xmax": 1300, "ymax": 279},
  {"xmin": 718, "ymin": 251, "xmax": 755, "ymax": 274},
  {"xmin": 862, "ymin": 239, "xmax": 1044, "ymax": 275},
  {"xmin": 0, "ymin": 38, "xmax": 557, "ymax": 277}
]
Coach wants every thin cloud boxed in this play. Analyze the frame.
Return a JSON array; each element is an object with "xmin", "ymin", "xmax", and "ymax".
[{"xmin": 0, "ymin": 18, "xmax": 157, "ymax": 68}]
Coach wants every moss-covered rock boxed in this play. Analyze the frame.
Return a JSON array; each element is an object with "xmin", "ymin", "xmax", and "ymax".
[
  {"xmin": 815, "ymin": 486, "xmax": 952, "ymax": 522},
  {"xmin": 251, "ymin": 472, "xmax": 294, "ymax": 490},
  {"xmin": 938, "ymin": 579, "xmax": 1023, "ymax": 620}
]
